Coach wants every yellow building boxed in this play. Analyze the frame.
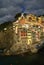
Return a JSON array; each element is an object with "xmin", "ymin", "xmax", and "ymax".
[{"xmin": 11, "ymin": 13, "xmax": 44, "ymax": 54}]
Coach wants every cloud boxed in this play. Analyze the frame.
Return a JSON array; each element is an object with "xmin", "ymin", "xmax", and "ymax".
[
  {"xmin": 0, "ymin": 6, "xmax": 22, "ymax": 24},
  {"xmin": 24, "ymin": 0, "xmax": 44, "ymax": 10},
  {"xmin": 24, "ymin": 9, "xmax": 44, "ymax": 15},
  {"xmin": 0, "ymin": 6, "xmax": 22, "ymax": 16},
  {"xmin": 0, "ymin": 0, "xmax": 24, "ymax": 8},
  {"xmin": 0, "ymin": 15, "xmax": 14, "ymax": 24},
  {"xmin": 0, "ymin": 0, "xmax": 44, "ymax": 24}
]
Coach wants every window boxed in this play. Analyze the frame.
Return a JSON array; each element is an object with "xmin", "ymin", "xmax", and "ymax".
[{"xmin": 21, "ymin": 32, "xmax": 26, "ymax": 36}]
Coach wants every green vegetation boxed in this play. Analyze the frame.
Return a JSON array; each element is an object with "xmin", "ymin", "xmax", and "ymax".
[{"xmin": 0, "ymin": 21, "xmax": 12, "ymax": 31}]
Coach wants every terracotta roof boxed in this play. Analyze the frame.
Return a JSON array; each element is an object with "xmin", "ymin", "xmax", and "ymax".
[{"xmin": 19, "ymin": 18, "xmax": 26, "ymax": 24}]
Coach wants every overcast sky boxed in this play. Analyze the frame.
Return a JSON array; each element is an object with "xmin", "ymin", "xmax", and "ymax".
[{"xmin": 0, "ymin": 0, "xmax": 44, "ymax": 24}]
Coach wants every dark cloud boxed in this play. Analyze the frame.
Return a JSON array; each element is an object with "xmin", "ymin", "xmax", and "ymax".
[
  {"xmin": 0, "ymin": 0, "xmax": 44, "ymax": 24},
  {"xmin": 24, "ymin": 9, "xmax": 44, "ymax": 15},
  {"xmin": 0, "ymin": 6, "xmax": 22, "ymax": 16},
  {"xmin": 0, "ymin": 15, "xmax": 14, "ymax": 24},
  {"xmin": 0, "ymin": 6, "xmax": 22, "ymax": 24}
]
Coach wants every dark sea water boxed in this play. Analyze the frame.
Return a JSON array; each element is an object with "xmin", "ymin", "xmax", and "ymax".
[{"xmin": 0, "ymin": 47, "xmax": 44, "ymax": 65}]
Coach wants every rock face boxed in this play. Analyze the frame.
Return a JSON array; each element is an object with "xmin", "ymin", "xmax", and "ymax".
[{"xmin": 0, "ymin": 13, "xmax": 44, "ymax": 55}]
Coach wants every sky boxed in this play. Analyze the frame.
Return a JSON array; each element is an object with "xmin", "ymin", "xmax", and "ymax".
[{"xmin": 0, "ymin": 0, "xmax": 44, "ymax": 24}]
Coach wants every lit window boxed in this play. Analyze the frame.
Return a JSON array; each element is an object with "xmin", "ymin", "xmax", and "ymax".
[{"xmin": 4, "ymin": 28, "xmax": 7, "ymax": 31}]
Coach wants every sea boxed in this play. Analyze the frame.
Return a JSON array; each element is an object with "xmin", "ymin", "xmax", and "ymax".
[{"xmin": 0, "ymin": 47, "xmax": 44, "ymax": 65}]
